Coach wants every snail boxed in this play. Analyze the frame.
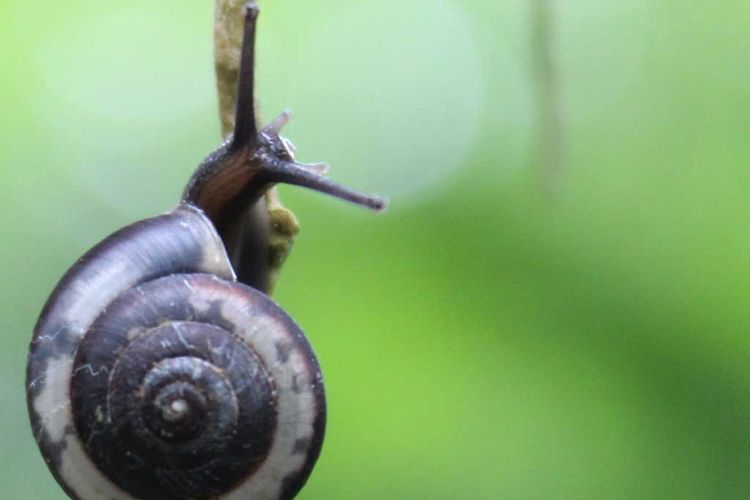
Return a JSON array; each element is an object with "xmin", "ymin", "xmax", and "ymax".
[{"xmin": 25, "ymin": 3, "xmax": 385, "ymax": 500}]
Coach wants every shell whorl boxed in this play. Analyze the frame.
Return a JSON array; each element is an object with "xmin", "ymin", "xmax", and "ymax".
[{"xmin": 26, "ymin": 205, "xmax": 326, "ymax": 500}]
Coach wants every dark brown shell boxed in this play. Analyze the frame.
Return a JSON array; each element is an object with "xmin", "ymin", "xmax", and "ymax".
[{"xmin": 26, "ymin": 205, "xmax": 325, "ymax": 500}]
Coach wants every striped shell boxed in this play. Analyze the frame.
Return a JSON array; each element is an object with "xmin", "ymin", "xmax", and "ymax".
[{"xmin": 26, "ymin": 205, "xmax": 326, "ymax": 500}]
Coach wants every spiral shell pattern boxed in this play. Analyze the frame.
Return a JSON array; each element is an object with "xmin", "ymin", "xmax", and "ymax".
[{"xmin": 27, "ymin": 206, "xmax": 326, "ymax": 500}]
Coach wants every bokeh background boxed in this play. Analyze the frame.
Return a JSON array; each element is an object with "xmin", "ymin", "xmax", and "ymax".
[{"xmin": 2, "ymin": 0, "xmax": 749, "ymax": 498}]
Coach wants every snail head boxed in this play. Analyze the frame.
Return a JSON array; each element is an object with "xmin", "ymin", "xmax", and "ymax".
[{"xmin": 184, "ymin": 2, "xmax": 386, "ymax": 222}]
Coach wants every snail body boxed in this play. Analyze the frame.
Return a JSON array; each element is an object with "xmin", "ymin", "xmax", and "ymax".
[{"xmin": 26, "ymin": 4, "xmax": 384, "ymax": 500}]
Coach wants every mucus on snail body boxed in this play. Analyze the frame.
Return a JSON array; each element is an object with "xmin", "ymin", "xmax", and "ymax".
[{"xmin": 26, "ymin": 3, "xmax": 385, "ymax": 500}]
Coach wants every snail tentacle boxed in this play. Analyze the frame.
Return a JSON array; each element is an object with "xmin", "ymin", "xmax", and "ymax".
[{"xmin": 230, "ymin": 1, "xmax": 260, "ymax": 152}]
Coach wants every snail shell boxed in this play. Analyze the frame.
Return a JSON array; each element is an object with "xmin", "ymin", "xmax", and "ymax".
[
  {"xmin": 27, "ymin": 206, "xmax": 325, "ymax": 499},
  {"xmin": 26, "ymin": 3, "xmax": 385, "ymax": 499}
]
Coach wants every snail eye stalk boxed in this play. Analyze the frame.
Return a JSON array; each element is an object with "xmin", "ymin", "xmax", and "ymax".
[{"xmin": 230, "ymin": 2, "xmax": 260, "ymax": 152}]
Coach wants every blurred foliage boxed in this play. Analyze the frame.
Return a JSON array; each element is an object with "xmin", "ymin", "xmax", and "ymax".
[{"xmin": 2, "ymin": 0, "xmax": 750, "ymax": 498}]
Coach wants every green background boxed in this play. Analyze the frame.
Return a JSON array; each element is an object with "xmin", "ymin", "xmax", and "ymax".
[{"xmin": 2, "ymin": 0, "xmax": 749, "ymax": 498}]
